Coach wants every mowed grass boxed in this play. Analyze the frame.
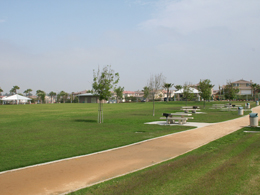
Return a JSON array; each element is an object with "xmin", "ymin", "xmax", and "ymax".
[
  {"xmin": 70, "ymin": 126, "xmax": 260, "ymax": 195},
  {"xmin": 0, "ymin": 101, "xmax": 255, "ymax": 172}
]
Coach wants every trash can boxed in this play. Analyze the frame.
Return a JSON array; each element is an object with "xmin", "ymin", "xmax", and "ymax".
[
  {"xmin": 238, "ymin": 107, "xmax": 244, "ymax": 115},
  {"xmin": 256, "ymin": 101, "xmax": 259, "ymax": 106},
  {"xmin": 249, "ymin": 113, "xmax": 258, "ymax": 127},
  {"xmin": 246, "ymin": 103, "xmax": 250, "ymax": 109}
]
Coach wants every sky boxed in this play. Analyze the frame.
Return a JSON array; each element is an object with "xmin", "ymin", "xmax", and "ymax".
[{"xmin": 1, "ymin": 0, "xmax": 260, "ymax": 94}]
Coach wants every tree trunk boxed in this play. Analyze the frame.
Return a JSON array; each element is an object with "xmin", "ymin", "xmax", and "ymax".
[
  {"xmin": 153, "ymin": 93, "xmax": 155, "ymax": 116},
  {"xmin": 98, "ymin": 101, "xmax": 103, "ymax": 123},
  {"xmin": 167, "ymin": 89, "xmax": 169, "ymax": 102}
]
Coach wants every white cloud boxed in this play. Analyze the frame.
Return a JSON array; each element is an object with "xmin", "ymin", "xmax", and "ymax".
[{"xmin": 0, "ymin": 19, "xmax": 6, "ymax": 23}]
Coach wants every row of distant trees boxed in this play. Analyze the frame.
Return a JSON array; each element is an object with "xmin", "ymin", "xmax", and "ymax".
[
  {"xmin": 1, "ymin": 66, "xmax": 260, "ymax": 124},
  {"xmin": 0, "ymin": 86, "xmax": 79, "ymax": 104}
]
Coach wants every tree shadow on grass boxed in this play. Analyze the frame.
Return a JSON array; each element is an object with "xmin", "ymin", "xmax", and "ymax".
[{"xmin": 74, "ymin": 119, "xmax": 97, "ymax": 123}]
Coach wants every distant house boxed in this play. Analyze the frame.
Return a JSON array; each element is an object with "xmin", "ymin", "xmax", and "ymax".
[
  {"xmin": 231, "ymin": 79, "xmax": 253, "ymax": 95},
  {"xmin": 76, "ymin": 93, "xmax": 99, "ymax": 103}
]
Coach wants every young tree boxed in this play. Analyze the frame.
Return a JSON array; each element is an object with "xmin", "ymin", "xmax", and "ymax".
[
  {"xmin": 49, "ymin": 91, "xmax": 57, "ymax": 103},
  {"xmin": 92, "ymin": 65, "xmax": 119, "ymax": 123},
  {"xmin": 197, "ymin": 79, "xmax": 214, "ymax": 108},
  {"xmin": 224, "ymin": 81, "xmax": 239, "ymax": 101},
  {"xmin": 114, "ymin": 86, "xmax": 124, "ymax": 103},
  {"xmin": 183, "ymin": 83, "xmax": 194, "ymax": 106},
  {"xmin": 163, "ymin": 83, "xmax": 173, "ymax": 102},
  {"xmin": 36, "ymin": 90, "xmax": 46, "ymax": 104},
  {"xmin": 142, "ymin": 86, "xmax": 150, "ymax": 102},
  {"xmin": 148, "ymin": 73, "xmax": 165, "ymax": 116}
]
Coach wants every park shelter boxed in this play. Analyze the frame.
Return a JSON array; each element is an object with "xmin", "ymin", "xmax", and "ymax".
[
  {"xmin": 76, "ymin": 93, "xmax": 99, "ymax": 103},
  {"xmin": 2, "ymin": 94, "xmax": 32, "ymax": 104}
]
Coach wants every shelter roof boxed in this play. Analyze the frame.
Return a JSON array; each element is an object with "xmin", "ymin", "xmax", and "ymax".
[
  {"xmin": 174, "ymin": 87, "xmax": 199, "ymax": 94},
  {"xmin": 76, "ymin": 93, "xmax": 98, "ymax": 97},
  {"xmin": 2, "ymin": 94, "xmax": 32, "ymax": 101}
]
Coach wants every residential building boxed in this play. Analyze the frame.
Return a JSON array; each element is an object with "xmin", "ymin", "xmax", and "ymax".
[{"xmin": 231, "ymin": 79, "xmax": 253, "ymax": 95}]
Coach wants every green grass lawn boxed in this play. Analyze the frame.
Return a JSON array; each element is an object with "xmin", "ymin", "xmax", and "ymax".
[
  {"xmin": 0, "ymin": 101, "xmax": 255, "ymax": 172},
  {"xmin": 70, "ymin": 126, "xmax": 260, "ymax": 195}
]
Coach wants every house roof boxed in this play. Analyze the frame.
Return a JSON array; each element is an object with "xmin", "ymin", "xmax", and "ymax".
[
  {"xmin": 123, "ymin": 91, "xmax": 135, "ymax": 94},
  {"xmin": 73, "ymin": 90, "xmax": 88, "ymax": 95},
  {"xmin": 232, "ymin": 79, "xmax": 252, "ymax": 84}
]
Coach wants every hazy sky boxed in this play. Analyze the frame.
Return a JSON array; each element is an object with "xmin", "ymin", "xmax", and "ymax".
[{"xmin": 1, "ymin": 0, "xmax": 260, "ymax": 94}]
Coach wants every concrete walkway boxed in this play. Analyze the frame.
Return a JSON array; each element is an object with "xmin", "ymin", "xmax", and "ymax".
[{"xmin": 1, "ymin": 106, "xmax": 259, "ymax": 195}]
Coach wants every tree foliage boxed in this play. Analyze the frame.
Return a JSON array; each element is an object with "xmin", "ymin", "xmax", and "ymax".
[
  {"xmin": 142, "ymin": 86, "xmax": 150, "ymax": 101},
  {"xmin": 12, "ymin": 86, "xmax": 20, "ymax": 94},
  {"xmin": 197, "ymin": 79, "xmax": 214, "ymax": 108},
  {"xmin": 59, "ymin": 91, "xmax": 68, "ymax": 103},
  {"xmin": 36, "ymin": 90, "xmax": 46, "ymax": 103},
  {"xmin": 251, "ymin": 83, "xmax": 260, "ymax": 101},
  {"xmin": 49, "ymin": 91, "xmax": 57, "ymax": 103},
  {"xmin": 183, "ymin": 83, "xmax": 194, "ymax": 106},
  {"xmin": 175, "ymin": 85, "xmax": 182, "ymax": 91},
  {"xmin": 224, "ymin": 81, "xmax": 239, "ymax": 100},
  {"xmin": 114, "ymin": 86, "xmax": 124, "ymax": 103},
  {"xmin": 163, "ymin": 83, "xmax": 173, "ymax": 102},
  {"xmin": 24, "ymin": 89, "xmax": 33, "ymax": 97},
  {"xmin": 10, "ymin": 86, "xmax": 20, "ymax": 95},
  {"xmin": 93, "ymin": 65, "xmax": 119, "ymax": 101}
]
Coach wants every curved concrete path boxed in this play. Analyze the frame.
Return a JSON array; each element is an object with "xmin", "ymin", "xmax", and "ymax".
[{"xmin": 1, "ymin": 106, "xmax": 260, "ymax": 195}]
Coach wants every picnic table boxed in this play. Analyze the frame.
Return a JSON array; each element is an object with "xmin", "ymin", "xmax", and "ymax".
[
  {"xmin": 181, "ymin": 108, "xmax": 200, "ymax": 113},
  {"xmin": 211, "ymin": 104, "xmax": 225, "ymax": 109},
  {"xmin": 181, "ymin": 106, "xmax": 200, "ymax": 109},
  {"xmin": 160, "ymin": 113, "xmax": 193, "ymax": 125},
  {"xmin": 160, "ymin": 117, "xmax": 188, "ymax": 125},
  {"xmin": 225, "ymin": 104, "xmax": 242, "ymax": 108}
]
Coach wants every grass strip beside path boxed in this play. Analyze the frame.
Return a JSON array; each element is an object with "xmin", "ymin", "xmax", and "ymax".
[{"xmin": 70, "ymin": 126, "xmax": 260, "ymax": 195}]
